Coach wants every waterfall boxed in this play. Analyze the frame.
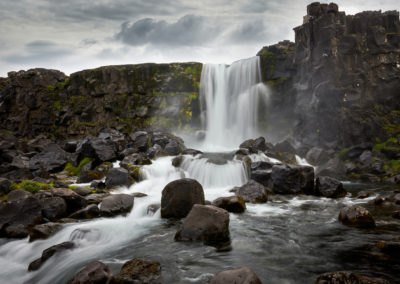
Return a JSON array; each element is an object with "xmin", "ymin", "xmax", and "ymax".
[{"xmin": 199, "ymin": 56, "xmax": 269, "ymax": 151}]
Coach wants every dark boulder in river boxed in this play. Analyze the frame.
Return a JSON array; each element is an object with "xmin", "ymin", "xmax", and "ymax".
[
  {"xmin": 212, "ymin": 196, "xmax": 246, "ymax": 213},
  {"xmin": 105, "ymin": 168, "xmax": 133, "ymax": 189},
  {"xmin": 175, "ymin": 204, "xmax": 230, "ymax": 245},
  {"xmin": 315, "ymin": 176, "xmax": 346, "ymax": 198},
  {"xmin": 161, "ymin": 178, "xmax": 205, "ymax": 219},
  {"xmin": 315, "ymin": 271, "xmax": 390, "ymax": 284},
  {"xmin": 210, "ymin": 266, "xmax": 262, "ymax": 284},
  {"xmin": 99, "ymin": 194, "xmax": 134, "ymax": 217},
  {"xmin": 271, "ymin": 164, "xmax": 314, "ymax": 194},
  {"xmin": 109, "ymin": 258, "xmax": 161, "ymax": 284},
  {"xmin": 234, "ymin": 180, "xmax": 268, "ymax": 204},
  {"xmin": 68, "ymin": 261, "xmax": 111, "ymax": 284},
  {"xmin": 28, "ymin": 241, "xmax": 75, "ymax": 271},
  {"xmin": 338, "ymin": 205, "xmax": 376, "ymax": 228}
]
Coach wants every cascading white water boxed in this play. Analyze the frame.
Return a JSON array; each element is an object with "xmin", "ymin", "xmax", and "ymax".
[{"xmin": 199, "ymin": 56, "xmax": 269, "ymax": 151}]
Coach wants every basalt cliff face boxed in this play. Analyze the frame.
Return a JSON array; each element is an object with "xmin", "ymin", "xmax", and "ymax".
[{"xmin": 258, "ymin": 2, "xmax": 400, "ymax": 151}]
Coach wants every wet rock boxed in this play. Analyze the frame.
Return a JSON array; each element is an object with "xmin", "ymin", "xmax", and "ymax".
[
  {"xmin": 7, "ymin": 189, "xmax": 32, "ymax": 201},
  {"xmin": 0, "ymin": 178, "xmax": 12, "ymax": 195},
  {"xmin": 28, "ymin": 242, "xmax": 75, "ymax": 271},
  {"xmin": 271, "ymin": 164, "xmax": 314, "ymax": 194},
  {"xmin": 235, "ymin": 180, "xmax": 268, "ymax": 203},
  {"xmin": 77, "ymin": 162, "xmax": 113, "ymax": 184},
  {"xmin": 338, "ymin": 205, "xmax": 376, "ymax": 228},
  {"xmin": 164, "ymin": 140, "xmax": 183, "ymax": 156},
  {"xmin": 109, "ymin": 258, "xmax": 161, "ymax": 284},
  {"xmin": 51, "ymin": 188, "xmax": 87, "ymax": 214},
  {"xmin": 392, "ymin": 211, "xmax": 400, "ymax": 219},
  {"xmin": 239, "ymin": 137, "xmax": 268, "ymax": 153},
  {"xmin": 212, "ymin": 196, "xmax": 246, "ymax": 213},
  {"xmin": 40, "ymin": 197, "xmax": 68, "ymax": 221},
  {"xmin": 105, "ymin": 168, "xmax": 133, "ymax": 189},
  {"xmin": 161, "ymin": 178, "xmax": 205, "ymax": 219},
  {"xmin": 73, "ymin": 187, "xmax": 92, "ymax": 196},
  {"xmin": 315, "ymin": 176, "xmax": 346, "ymax": 198},
  {"xmin": 272, "ymin": 139, "xmax": 296, "ymax": 154},
  {"xmin": 86, "ymin": 137, "xmax": 119, "ymax": 162},
  {"xmin": 90, "ymin": 180, "xmax": 106, "ymax": 190},
  {"xmin": 147, "ymin": 144, "xmax": 163, "ymax": 159},
  {"xmin": 131, "ymin": 192, "xmax": 147, "ymax": 198},
  {"xmin": 67, "ymin": 261, "xmax": 110, "ymax": 284},
  {"xmin": 85, "ymin": 193, "xmax": 109, "ymax": 204},
  {"xmin": 172, "ymin": 156, "xmax": 183, "ymax": 167},
  {"xmin": 316, "ymin": 157, "xmax": 346, "ymax": 179},
  {"xmin": 29, "ymin": 222, "xmax": 61, "ymax": 242},
  {"xmin": 0, "ymin": 196, "xmax": 42, "ymax": 238},
  {"xmin": 373, "ymin": 196, "xmax": 384, "ymax": 205},
  {"xmin": 250, "ymin": 169, "xmax": 272, "ymax": 187},
  {"xmin": 315, "ymin": 271, "xmax": 390, "ymax": 284},
  {"xmin": 69, "ymin": 204, "xmax": 100, "ymax": 219},
  {"xmin": 147, "ymin": 203, "xmax": 160, "ymax": 216},
  {"xmin": 210, "ymin": 267, "xmax": 262, "ymax": 284},
  {"xmin": 305, "ymin": 147, "xmax": 330, "ymax": 165},
  {"xmin": 386, "ymin": 174, "xmax": 400, "ymax": 184},
  {"xmin": 356, "ymin": 190, "xmax": 373, "ymax": 199},
  {"xmin": 99, "ymin": 194, "xmax": 134, "ymax": 217},
  {"xmin": 129, "ymin": 131, "xmax": 150, "ymax": 152},
  {"xmin": 120, "ymin": 153, "xmax": 151, "ymax": 169},
  {"xmin": 376, "ymin": 239, "xmax": 400, "ymax": 258},
  {"xmin": 175, "ymin": 204, "xmax": 230, "ymax": 245},
  {"xmin": 29, "ymin": 144, "xmax": 68, "ymax": 174},
  {"xmin": 182, "ymin": 149, "xmax": 202, "ymax": 156}
]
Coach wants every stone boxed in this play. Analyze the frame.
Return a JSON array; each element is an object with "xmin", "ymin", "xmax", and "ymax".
[
  {"xmin": 85, "ymin": 193, "xmax": 109, "ymax": 204},
  {"xmin": 67, "ymin": 261, "xmax": 110, "ymax": 284},
  {"xmin": 392, "ymin": 211, "xmax": 400, "ymax": 219},
  {"xmin": 7, "ymin": 189, "xmax": 32, "ymax": 201},
  {"xmin": 129, "ymin": 131, "xmax": 150, "ymax": 152},
  {"xmin": 212, "ymin": 196, "xmax": 246, "ymax": 213},
  {"xmin": 315, "ymin": 176, "xmax": 346, "ymax": 198},
  {"xmin": 338, "ymin": 205, "xmax": 376, "ymax": 228},
  {"xmin": 99, "ymin": 194, "xmax": 134, "ymax": 217},
  {"xmin": 40, "ymin": 197, "xmax": 68, "ymax": 221},
  {"xmin": 29, "ymin": 222, "xmax": 61, "ymax": 242},
  {"xmin": 0, "ymin": 178, "xmax": 12, "ymax": 195},
  {"xmin": 315, "ymin": 271, "xmax": 390, "ymax": 284},
  {"xmin": 29, "ymin": 144, "xmax": 68, "ymax": 174},
  {"xmin": 109, "ymin": 258, "xmax": 161, "ymax": 284},
  {"xmin": 73, "ymin": 187, "xmax": 92, "ymax": 196},
  {"xmin": 316, "ymin": 158, "xmax": 346, "ymax": 179},
  {"xmin": 182, "ymin": 149, "xmax": 202, "ymax": 156},
  {"xmin": 235, "ymin": 180, "xmax": 268, "ymax": 203},
  {"xmin": 89, "ymin": 138, "xmax": 118, "ymax": 162},
  {"xmin": 69, "ymin": 204, "xmax": 100, "ymax": 219},
  {"xmin": 120, "ymin": 153, "xmax": 151, "ymax": 168},
  {"xmin": 105, "ymin": 168, "xmax": 133, "ymax": 189},
  {"xmin": 356, "ymin": 190, "xmax": 373, "ymax": 199},
  {"xmin": 164, "ymin": 140, "xmax": 182, "ymax": 156},
  {"xmin": 239, "ymin": 137, "xmax": 268, "ymax": 153},
  {"xmin": 147, "ymin": 144, "xmax": 163, "ymax": 159},
  {"xmin": 51, "ymin": 188, "xmax": 87, "ymax": 214},
  {"xmin": 161, "ymin": 178, "xmax": 205, "ymax": 219},
  {"xmin": 175, "ymin": 205, "xmax": 230, "ymax": 245},
  {"xmin": 210, "ymin": 267, "xmax": 262, "ymax": 284},
  {"xmin": 305, "ymin": 147, "xmax": 330, "ymax": 165},
  {"xmin": 172, "ymin": 156, "xmax": 183, "ymax": 167},
  {"xmin": 271, "ymin": 164, "xmax": 314, "ymax": 194},
  {"xmin": 28, "ymin": 242, "xmax": 75, "ymax": 271},
  {"xmin": 147, "ymin": 204, "xmax": 160, "ymax": 216}
]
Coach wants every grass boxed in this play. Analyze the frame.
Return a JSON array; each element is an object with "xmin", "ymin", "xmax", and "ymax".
[{"xmin": 10, "ymin": 180, "xmax": 51, "ymax": 194}]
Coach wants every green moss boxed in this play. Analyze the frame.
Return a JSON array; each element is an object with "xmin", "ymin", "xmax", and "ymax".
[
  {"xmin": 383, "ymin": 123, "xmax": 400, "ymax": 134},
  {"xmin": 64, "ymin": 158, "xmax": 93, "ymax": 176},
  {"xmin": 10, "ymin": 180, "xmax": 51, "ymax": 194},
  {"xmin": 350, "ymin": 172, "xmax": 361, "ymax": 179},
  {"xmin": 389, "ymin": 160, "xmax": 400, "ymax": 172},
  {"xmin": 46, "ymin": 85, "xmax": 56, "ymax": 93},
  {"xmin": 267, "ymin": 77, "xmax": 287, "ymax": 87},
  {"xmin": 373, "ymin": 137, "xmax": 399, "ymax": 151},
  {"xmin": 61, "ymin": 78, "xmax": 70, "ymax": 88}
]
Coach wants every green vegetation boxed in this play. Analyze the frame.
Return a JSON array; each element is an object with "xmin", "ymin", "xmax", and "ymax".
[
  {"xmin": 10, "ymin": 180, "xmax": 51, "ymax": 194},
  {"xmin": 46, "ymin": 85, "xmax": 56, "ymax": 93},
  {"xmin": 373, "ymin": 137, "xmax": 398, "ymax": 151},
  {"xmin": 64, "ymin": 157, "xmax": 93, "ymax": 176}
]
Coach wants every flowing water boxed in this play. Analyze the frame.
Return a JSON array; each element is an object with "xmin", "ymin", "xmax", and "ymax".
[{"xmin": 0, "ymin": 57, "xmax": 399, "ymax": 283}]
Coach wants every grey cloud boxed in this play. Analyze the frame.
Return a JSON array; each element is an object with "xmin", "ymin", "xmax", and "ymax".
[
  {"xmin": 227, "ymin": 20, "xmax": 270, "ymax": 43},
  {"xmin": 82, "ymin": 39, "xmax": 98, "ymax": 46},
  {"xmin": 116, "ymin": 15, "xmax": 222, "ymax": 47}
]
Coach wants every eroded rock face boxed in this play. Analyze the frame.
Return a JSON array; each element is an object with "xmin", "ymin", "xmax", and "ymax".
[
  {"xmin": 338, "ymin": 205, "xmax": 376, "ymax": 228},
  {"xmin": 161, "ymin": 178, "xmax": 205, "ymax": 219},
  {"xmin": 210, "ymin": 267, "xmax": 262, "ymax": 284},
  {"xmin": 175, "ymin": 205, "xmax": 230, "ymax": 245}
]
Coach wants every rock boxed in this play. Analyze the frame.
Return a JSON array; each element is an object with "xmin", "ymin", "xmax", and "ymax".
[
  {"xmin": 182, "ymin": 149, "xmax": 202, "ymax": 156},
  {"xmin": 120, "ymin": 153, "xmax": 151, "ymax": 168},
  {"xmin": 69, "ymin": 204, "xmax": 100, "ymax": 219},
  {"xmin": 392, "ymin": 211, "xmax": 400, "ymax": 219},
  {"xmin": 28, "ymin": 242, "xmax": 75, "ymax": 271},
  {"xmin": 0, "ymin": 178, "xmax": 12, "ymax": 195},
  {"xmin": 305, "ymin": 147, "xmax": 331, "ymax": 165},
  {"xmin": 376, "ymin": 239, "xmax": 400, "ymax": 258},
  {"xmin": 373, "ymin": 196, "xmax": 384, "ymax": 205},
  {"xmin": 73, "ymin": 187, "xmax": 92, "ymax": 196},
  {"xmin": 164, "ymin": 140, "xmax": 182, "ymax": 156},
  {"xmin": 29, "ymin": 222, "xmax": 61, "ymax": 242},
  {"xmin": 315, "ymin": 271, "xmax": 390, "ymax": 284},
  {"xmin": 172, "ymin": 156, "xmax": 183, "ymax": 167},
  {"xmin": 63, "ymin": 140, "xmax": 78, "ymax": 153},
  {"xmin": 7, "ymin": 189, "xmax": 32, "ymax": 201},
  {"xmin": 105, "ymin": 168, "xmax": 133, "ymax": 189},
  {"xmin": 356, "ymin": 190, "xmax": 373, "ymax": 199},
  {"xmin": 77, "ymin": 162, "xmax": 112, "ymax": 183},
  {"xmin": 147, "ymin": 144, "xmax": 163, "ymax": 159},
  {"xmin": 316, "ymin": 158, "xmax": 346, "ymax": 179},
  {"xmin": 315, "ymin": 176, "xmax": 346, "ymax": 198},
  {"xmin": 29, "ymin": 144, "xmax": 68, "ymax": 174},
  {"xmin": 129, "ymin": 131, "xmax": 150, "ymax": 152},
  {"xmin": 250, "ymin": 169, "xmax": 272, "ymax": 187},
  {"xmin": 161, "ymin": 178, "xmax": 205, "ymax": 219},
  {"xmin": 386, "ymin": 174, "xmax": 400, "ymax": 184},
  {"xmin": 67, "ymin": 261, "xmax": 110, "ymax": 284},
  {"xmin": 212, "ymin": 196, "xmax": 246, "ymax": 213},
  {"xmin": 51, "ymin": 188, "xmax": 87, "ymax": 214},
  {"xmin": 147, "ymin": 204, "xmax": 160, "ymax": 216},
  {"xmin": 109, "ymin": 258, "xmax": 161, "ymax": 284},
  {"xmin": 338, "ymin": 205, "xmax": 376, "ymax": 228},
  {"xmin": 100, "ymin": 194, "xmax": 134, "ymax": 217},
  {"xmin": 239, "ymin": 137, "xmax": 268, "ymax": 153},
  {"xmin": 235, "ymin": 180, "xmax": 268, "ymax": 203},
  {"xmin": 131, "ymin": 192, "xmax": 147, "ymax": 198},
  {"xmin": 272, "ymin": 139, "xmax": 296, "ymax": 154},
  {"xmin": 0, "ymin": 196, "xmax": 42, "ymax": 238},
  {"xmin": 88, "ymin": 137, "xmax": 119, "ymax": 162},
  {"xmin": 90, "ymin": 180, "xmax": 106, "ymax": 190},
  {"xmin": 40, "ymin": 197, "xmax": 68, "ymax": 221},
  {"xmin": 359, "ymin": 150, "xmax": 372, "ymax": 166},
  {"xmin": 210, "ymin": 267, "xmax": 262, "ymax": 284},
  {"xmin": 271, "ymin": 164, "xmax": 314, "ymax": 194},
  {"xmin": 85, "ymin": 193, "xmax": 109, "ymax": 204},
  {"xmin": 175, "ymin": 205, "xmax": 230, "ymax": 245}
]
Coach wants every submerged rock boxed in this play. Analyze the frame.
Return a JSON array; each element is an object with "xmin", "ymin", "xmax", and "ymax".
[
  {"xmin": 212, "ymin": 196, "xmax": 246, "ymax": 213},
  {"xmin": 175, "ymin": 204, "xmax": 230, "ymax": 245},
  {"xmin": 68, "ymin": 261, "xmax": 110, "ymax": 284},
  {"xmin": 161, "ymin": 178, "xmax": 205, "ymax": 219},
  {"xmin": 338, "ymin": 205, "xmax": 375, "ymax": 228},
  {"xmin": 271, "ymin": 164, "xmax": 314, "ymax": 194},
  {"xmin": 99, "ymin": 194, "xmax": 134, "ymax": 217},
  {"xmin": 210, "ymin": 267, "xmax": 262, "ymax": 284},
  {"xmin": 315, "ymin": 271, "xmax": 390, "ymax": 284},
  {"xmin": 28, "ymin": 242, "xmax": 75, "ymax": 271},
  {"xmin": 109, "ymin": 258, "xmax": 161, "ymax": 284}
]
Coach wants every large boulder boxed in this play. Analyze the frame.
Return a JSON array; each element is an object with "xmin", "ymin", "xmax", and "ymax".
[
  {"xmin": 105, "ymin": 168, "xmax": 133, "ymax": 189},
  {"xmin": 161, "ymin": 178, "xmax": 205, "ymax": 219},
  {"xmin": 69, "ymin": 204, "xmax": 100, "ymax": 219},
  {"xmin": 175, "ymin": 204, "xmax": 230, "ymax": 245},
  {"xmin": 109, "ymin": 258, "xmax": 161, "ymax": 284},
  {"xmin": 129, "ymin": 131, "xmax": 150, "ymax": 152},
  {"xmin": 235, "ymin": 180, "xmax": 268, "ymax": 203},
  {"xmin": 28, "ymin": 242, "xmax": 75, "ymax": 271},
  {"xmin": 51, "ymin": 188, "xmax": 87, "ymax": 214},
  {"xmin": 305, "ymin": 147, "xmax": 331, "ymax": 165},
  {"xmin": 67, "ymin": 261, "xmax": 111, "ymax": 284},
  {"xmin": 338, "ymin": 205, "xmax": 376, "ymax": 228},
  {"xmin": 76, "ymin": 137, "xmax": 118, "ymax": 163},
  {"xmin": 29, "ymin": 222, "xmax": 62, "ymax": 242},
  {"xmin": 315, "ymin": 176, "xmax": 346, "ymax": 198},
  {"xmin": 99, "ymin": 194, "xmax": 134, "ymax": 217},
  {"xmin": 0, "ymin": 196, "xmax": 43, "ymax": 238},
  {"xmin": 120, "ymin": 153, "xmax": 151, "ymax": 169},
  {"xmin": 39, "ymin": 197, "xmax": 68, "ymax": 221},
  {"xmin": 7, "ymin": 189, "xmax": 32, "ymax": 201},
  {"xmin": 271, "ymin": 164, "xmax": 314, "ymax": 194},
  {"xmin": 239, "ymin": 137, "xmax": 269, "ymax": 153},
  {"xmin": 29, "ymin": 144, "xmax": 68, "ymax": 173},
  {"xmin": 210, "ymin": 267, "xmax": 262, "ymax": 284},
  {"xmin": 315, "ymin": 271, "xmax": 390, "ymax": 284},
  {"xmin": 212, "ymin": 196, "xmax": 246, "ymax": 213},
  {"xmin": 77, "ymin": 162, "xmax": 112, "ymax": 183},
  {"xmin": 316, "ymin": 157, "xmax": 346, "ymax": 179}
]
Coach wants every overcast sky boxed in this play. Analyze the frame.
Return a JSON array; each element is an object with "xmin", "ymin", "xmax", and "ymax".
[{"xmin": 0, "ymin": 0, "xmax": 398, "ymax": 77}]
